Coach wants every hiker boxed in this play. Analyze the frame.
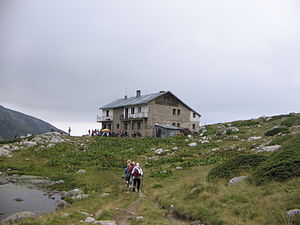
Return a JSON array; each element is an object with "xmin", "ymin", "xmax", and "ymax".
[
  {"xmin": 68, "ymin": 127, "xmax": 71, "ymax": 136},
  {"xmin": 128, "ymin": 161, "xmax": 135, "ymax": 187},
  {"xmin": 131, "ymin": 162, "xmax": 143, "ymax": 192},
  {"xmin": 88, "ymin": 129, "xmax": 91, "ymax": 136},
  {"xmin": 124, "ymin": 160, "xmax": 131, "ymax": 187}
]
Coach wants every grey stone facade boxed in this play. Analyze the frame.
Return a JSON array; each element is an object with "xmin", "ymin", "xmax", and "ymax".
[{"xmin": 98, "ymin": 91, "xmax": 200, "ymax": 137}]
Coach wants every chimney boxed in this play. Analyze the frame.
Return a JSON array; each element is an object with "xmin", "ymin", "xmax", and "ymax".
[
  {"xmin": 136, "ymin": 90, "xmax": 141, "ymax": 97},
  {"xmin": 159, "ymin": 90, "xmax": 165, "ymax": 93},
  {"xmin": 124, "ymin": 95, "xmax": 127, "ymax": 100}
]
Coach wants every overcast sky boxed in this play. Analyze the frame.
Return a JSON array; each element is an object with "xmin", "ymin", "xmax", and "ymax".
[{"xmin": 0, "ymin": 0, "xmax": 300, "ymax": 135}]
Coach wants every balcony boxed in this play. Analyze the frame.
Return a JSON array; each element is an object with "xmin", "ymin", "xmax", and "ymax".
[
  {"xmin": 121, "ymin": 112, "xmax": 148, "ymax": 120},
  {"xmin": 97, "ymin": 115, "xmax": 113, "ymax": 122}
]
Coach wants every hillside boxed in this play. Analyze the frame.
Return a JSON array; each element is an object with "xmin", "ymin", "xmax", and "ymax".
[
  {"xmin": 0, "ymin": 113, "xmax": 300, "ymax": 225},
  {"xmin": 0, "ymin": 105, "xmax": 61, "ymax": 140}
]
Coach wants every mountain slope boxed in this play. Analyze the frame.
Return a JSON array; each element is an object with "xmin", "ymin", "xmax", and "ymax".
[{"xmin": 0, "ymin": 105, "xmax": 60, "ymax": 140}]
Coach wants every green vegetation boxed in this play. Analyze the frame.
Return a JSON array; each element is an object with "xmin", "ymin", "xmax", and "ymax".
[
  {"xmin": 1, "ymin": 113, "xmax": 300, "ymax": 225},
  {"xmin": 281, "ymin": 114, "xmax": 300, "ymax": 127},
  {"xmin": 265, "ymin": 127, "xmax": 290, "ymax": 136},
  {"xmin": 251, "ymin": 134, "xmax": 300, "ymax": 185},
  {"xmin": 207, "ymin": 154, "xmax": 268, "ymax": 181}
]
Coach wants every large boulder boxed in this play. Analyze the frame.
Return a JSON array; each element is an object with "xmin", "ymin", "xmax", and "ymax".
[
  {"xmin": 188, "ymin": 142, "xmax": 197, "ymax": 147},
  {"xmin": 23, "ymin": 141, "xmax": 38, "ymax": 148},
  {"xmin": 247, "ymin": 136, "xmax": 262, "ymax": 142},
  {"xmin": 228, "ymin": 176, "xmax": 247, "ymax": 186},
  {"xmin": 1, "ymin": 211, "xmax": 37, "ymax": 225},
  {"xmin": 286, "ymin": 209, "xmax": 300, "ymax": 216},
  {"xmin": 0, "ymin": 148, "xmax": 11, "ymax": 157},
  {"xmin": 255, "ymin": 145, "xmax": 281, "ymax": 153}
]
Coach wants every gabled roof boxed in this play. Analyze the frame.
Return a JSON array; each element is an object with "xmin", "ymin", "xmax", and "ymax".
[{"xmin": 100, "ymin": 91, "xmax": 201, "ymax": 116}]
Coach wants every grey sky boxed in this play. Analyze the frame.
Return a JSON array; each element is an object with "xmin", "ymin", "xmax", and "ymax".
[{"xmin": 0, "ymin": 0, "xmax": 300, "ymax": 134}]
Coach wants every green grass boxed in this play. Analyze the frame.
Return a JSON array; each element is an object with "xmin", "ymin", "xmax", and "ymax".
[{"xmin": 265, "ymin": 127, "xmax": 290, "ymax": 136}]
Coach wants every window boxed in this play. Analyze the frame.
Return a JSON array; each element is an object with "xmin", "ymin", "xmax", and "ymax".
[
  {"xmin": 131, "ymin": 107, "xmax": 135, "ymax": 114},
  {"xmin": 124, "ymin": 123, "xmax": 128, "ymax": 130},
  {"xmin": 193, "ymin": 113, "xmax": 196, "ymax": 118},
  {"xmin": 192, "ymin": 124, "xmax": 196, "ymax": 129},
  {"xmin": 138, "ymin": 106, "xmax": 142, "ymax": 113},
  {"xmin": 177, "ymin": 123, "xmax": 180, "ymax": 127},
  {"xmin": 108, "ymin": 124, "xmax": 111, "ymax": 130},
  {"xmin": 172, "ymin": 123, "xmax": 176, "ymax": 126},
  {"xmin": 117, "ymin": 124, "xmax": 120, "ymax": 129},
  {"xmin": 173, "ymin": 109, "xmax": 176, "ymax": 115},
  {"xmin": 137, "ymin": 122, "xmax": 141, "ymax": 130},
  {"xmin": 103, "ymin": 124, "xmax": 106, "ymax": 129},
  {"xmin": 177, "ymin": 109, "xmax": 181, "ymax": 115},
  {"xmin": 106, "ymin": 110, "xmax": 109, "ymax": 117}
]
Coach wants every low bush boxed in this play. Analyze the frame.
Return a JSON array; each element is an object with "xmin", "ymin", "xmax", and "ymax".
[
  {"xmin": 281, "ymin": 114, "xmax": 300, "ymax": 127},
  {"xmin": 250, "ymin": 134, "xmax": 300, "ymax": 185},
  {"xmin": 231, "ymin": 120, "xmax": 259, "ymax": 127},
  {"xmin": 207, "ymin": 154, "xmax": 268, "ymax": 181},
  {"xmin": 265, "ymin": 127, "xmax": 290, "ymax": 136},
  {"xmin": 268, "ymin": 134, "xmax": 293, "ymax": 146}
]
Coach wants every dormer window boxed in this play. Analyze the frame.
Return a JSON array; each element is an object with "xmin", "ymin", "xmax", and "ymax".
[
  {"xmin": 131, "ymin": 107, "xmax": 135, "ymax": 114},
  {"xmin": 106, "ymin": 110, "xmax": 109, "ymax": 117}
]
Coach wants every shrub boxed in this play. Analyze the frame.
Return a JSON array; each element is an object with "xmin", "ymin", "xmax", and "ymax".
[
  {"xmin": 203, "ymin": 126, "xmax": 217, "ymax": 136},
  {"xmin": 281, "ymin": 114, "xmax": 300, "ymax": 127},
  {"xmin": 207, "ymin": 154, "xmax": 268, "ymax": 181},
  {"xmin": 250, "ymin": 134, "xmax": 300, "ymax": 185},
  {"xmin": 265, "ymin": 127, "xmax": 290, "ymax": 136},
  {"xmin": 268, "ymin": 134, "xmax": 293, "ymax": 146},
  {"xmin": 231, "ymin": 120, "xmax": 259, "ymax": 127}
]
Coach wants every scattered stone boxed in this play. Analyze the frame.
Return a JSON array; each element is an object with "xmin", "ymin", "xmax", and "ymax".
[
  {"xmin": 115, "ymin": 208, "xmax": 136, "ymax": 215},
  {"xmin": 176, "ymin": 166, "xmax": 182, "ymax": 170},
  {"xmin": 72, "ymin": 193, "xmax": 89, "ymax": 200},
  {"xmin": 227, "ymin": 126, "xmax": 239, "ymax": 132},
  {"xmin": 2, "ymin": 145, "xmax": 10, "ymax": 149},
  {"xmin": 187, "ymin": 135, "xmax": 192, "ymax": 139},
  {"xmin": 46, "ymin": 143, "xmax": 54, "ymax": 148},
  {"xmin": 131, "ymin": 216, "xmax": 144, "ymax": 220},
  {"xmin": 200, "ymin": 140, "xmax": 209, "ymax": 144},
  {"xmin": 65, "ymin": 188, "xmax": 83, "ymax": 197},
  {"xmin": 286, "ymin": 209, "xmax": 300, "ymax": 216},
  {"xmin": 228, "ymin": 176, "xmax": 247, "ymax": 186},
  {"xmin": 0, "ymin": 148, "xmax": 11, "ymax": 157},
  {"xmin": 172, "ymin": 147, "xmax": 178, "ymax": 151},
  {"xmin": 57, "ymin": 200, "xmax": 70, "ymax": 208},
  {"xmin": 77, "ymin": 169, "xmax": 86, "ymax": 174},
  {"xmin": 225, "ymin": 145, "xmax": 237, "ymax": 151},
  {"xmin": 247, "ymin": 136, "xmax": 262, "ymax": 142},
  {"xmin": 61, "ymin": 213, "xmax": 70, "ymax": 217},
  {"xmin": 50, "ymin": 180, "xmax": 64, "ymax": 185},
  {"xmin": 190, "ymin": 220, "xmax": 204, "ymax": 225},
  {"xmin": 83, "ymin": 216, "xmax": 96, "ymax": 223},
  {"xmin": 154, "ymin": 149, "xmax": 164, "ymax": 154},
  {"xmin": 94, "ymin": 220, "xmax": 117, "ymax": 225},
  {"xmin": 11, "ymin": 146, "xmax": 20, "ymax": 151},
  {"xmin": 14, "ymin": 198, "xmax": 24, "ymax": 202},
  {"xmin": 0, "ymin": 211, "xmax": 37, "ymax": 225},
  {"xmin": 32, "ymin": 136, "xmax": 43, "ymax": 143},
  {"xmin": 23, "ymin": 141, "xmax": 38, "ymax": 148},
  {"xmin": 255, "ymin": 145, "xmax": 281, "ymax": 153},
  {"xmin": 79, "ymin": 211, "xmax": 93, "ymax": 217},
  {"xmin": 100, "ymin": 193, "xmax": 110, "ymax": 197},
  {"xmin": 168, "ymin": 204, "xmax": 175, "ymax": 212},
  {"xmin": 216, "ymin": 128, "xmax": 226, "ymax": 136},
  {"xmin": 188, "ymin": 142, "xmax": 197, "ymax": 147}
]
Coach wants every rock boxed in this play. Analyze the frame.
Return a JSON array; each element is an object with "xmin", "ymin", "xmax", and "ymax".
[
  {"xmin": 200, "ymin": 140, "xmax": 209, "ymax": 144},
  {"xmin": 32, "ymin": 136, "xmax": 43, "ymax": 143},
  {"xmin": 57, "ymin": 200, "xmax": 70, "ymax": 208},
  {"xmin": 14, "ymin": 197, "xmax": 24, "ymax": 202},
  {"xmin": 228, "ymin": 176, "xmax": 247, "ymax": 186},
  {"xmin": 187, "ymin": 135, "xmax": 192, "ymax": 138},
  {"xmin": 77, "ymin": 169, "xmax": 86, "ymax": 174},
  {"xmin": 115, "ymin": 208, "xmax": 136, "ymax": 215},
  {"xmin": 71, "ymin": 193, "xmax": 89, "ymax": 200},
  {"xmin": 172, "ymin": 147, "xmax": 178, "ymax": 151},
  {"xmin": 176, "ymin": 166, "xmax": 182, "ymax": 170},
  {"xmin": 227, "ymin": 126, "xmax": 239, "ymax": 132},
  {"xmin": 134, "ymin": 216, "xmax": 144, "ymax": 220},
  {"xmin": 79, "ymin": 211, "xmax": 93, "ymax": 217},
  {"xmin": 247, "ymin": 136, "xmax": 262, "ymax": 142},
  {"xmin": 51, "ymin": 180, "xmax": 64, "ymax": 185},
  {"xmin": 225, "ymin": 145, "xmax": 237, "ymax": 151},
  {"xmin": 169, "ymin": 204, "xmax": 175, "ymax": 212},
  {"xmin": 0, "ymin": 173, "xmax": 9, "ymax": 185},
  {"xmin": 83, "ymin": 216, "xmax": 96, "ymax": 223},
  {"xmin": 94, "ymin": 220, "xmax": 117, "ymax": 225},
  {"xmin": 65, "ymin": 188, "xmax": 83, "ymax": 197},
  {"xmin": 1, "ymin": 211, "xmax": 37, "ymax": 225},
  {"xmin": 255, "ymin": 145, "xmax": 281, "ymax": 153},
  {"xmin": 155, "ymin": 148, "xmax": 164, "ymax": 154},
  {"xmin": 2, "ymin": 145, "xmax": 10, "ymax": 149},
  {"xmin": 100, "ymin": 193, "xmax": 110, "ymax": 197},
  {"xmin": 0, "ymin": 148, "xmax": 11, "ymax": 157},
  {"xmin": 11, "ymin": 146, "xmax": 20, "ymax": 151},
  {"xmin": 61, "ymin": 213, "xmax": 70, "ymax": 217},
  {"xmin": 190, "ymin": 220, "xmax": 204, "ymax": 225},
  {"xmin": 188, "ymin": 142, "xmax": 197, "ymax": 147},
  {"xmin": 46, "ymin": 144, "xmax": 54, "ymax": 148},
  {"xmin": 50, "ymin": 137, "xmax": 63, "ymax": 143},
  {"xmin": 286, "ymin": 209, "xmax": 300, "ymax": 216},
  {"xmin": 216, "ymin": 127, "xmax": 226, "ymax": 136},
  {"xmin": 23, "ymin": 141, "xmax": 38, "ymax": 148}
]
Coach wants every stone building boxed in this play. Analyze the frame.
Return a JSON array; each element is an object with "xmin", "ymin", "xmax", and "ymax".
[{"xmin": 97, "ymin": 90, "xmax": 201, "ymax": 137}]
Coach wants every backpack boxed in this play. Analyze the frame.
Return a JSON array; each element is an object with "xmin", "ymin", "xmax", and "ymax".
[{"xmin": 133, "ymin": 167, "xmax": 142, "ymax": 177}]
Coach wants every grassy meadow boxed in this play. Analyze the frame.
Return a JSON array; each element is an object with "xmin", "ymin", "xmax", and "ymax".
[{"xmin": 1, "ymin": 113, "xmax": 300, "ymax": 224}]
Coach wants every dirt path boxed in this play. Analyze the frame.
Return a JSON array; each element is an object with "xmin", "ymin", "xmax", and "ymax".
[{"xmin": 114, "ymin": 197, "xmax": 141, "ymax": 225}]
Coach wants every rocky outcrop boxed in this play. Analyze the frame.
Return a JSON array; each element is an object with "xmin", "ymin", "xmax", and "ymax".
[
  {"xmin": 254, "ymin": 145, "xmax": 281, "ymax": 153},
  {"xmin": 1, "ymin": 211, "xmax": 37, "ymax": 225}
]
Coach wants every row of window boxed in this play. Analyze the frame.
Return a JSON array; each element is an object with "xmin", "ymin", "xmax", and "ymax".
[
  {"xmin": 172, "ymin": 123, "xmax": 196, "ymax": 129},
  {"xmin": 103, "ymin": 122, "xmax": 142, "ymax": 130}
]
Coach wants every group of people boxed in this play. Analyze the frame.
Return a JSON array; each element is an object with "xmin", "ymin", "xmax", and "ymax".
[{"xmin": 124, "ymin": 160, "xmax": 144, "ymax": 192}]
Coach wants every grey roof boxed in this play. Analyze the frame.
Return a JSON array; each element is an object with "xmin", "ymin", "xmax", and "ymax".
[
  {"xmin": 100, "ymin": 92, "xmax": 166, "ymax": 109},
  {"xmin": 155, "ymin": 124, "xmax": 181, "ymax": 130},
  {"xmin": 100, "ymin": 91, "xmax": 201, "ymax": 116}
]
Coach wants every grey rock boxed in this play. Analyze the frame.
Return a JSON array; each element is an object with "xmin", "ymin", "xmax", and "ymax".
[
  {"xmin": 169, "ymin": 204, "xmax": 175, "ymax": 212},
  {"xmin": 188, "ymin": 142, "xmax": 197, "ymax": 147},
  {"xmin": 2, "ymin": 145, "xmax": 10, "ymax": 149},
  {"xmin": 76, "ymin": 169, "xmax": 86, "ymax": 174},
  {"xmin": 247, "ymin": 136, "xmax": 262, "ymax": 142},
  {"xmin": 79, "ymin": 211, "xmax": 93, "ymax": 217},
  {"xmin": 32, "ymin": 136, "xmax": 43, "ymax": 143},
  {"xmin": 155, "ymin": 148, "xmax": 164, "ymax": 154},
  {"xmin": 176, "ymin": 166, "xmax": 183, "ymax": 170},
  {"xmin": 228, "ymin": 176, "xmax": 247, "ymax": 186},
  {"xmin": 57, "ymin": 200, "xmax": 70, "ymax": 208},
  {"xmin": 0, "ymin": 148, "xmax": 11, "ymax": 157},
  {"xmin": 100, "ymin": 193, "xmax": 110, "ymax": 197},
  {"xmin": 94, "ymin": 220, "xmax": 117, "ymax": 225},
  {"xmin": 23, "ymin": 141, "xmax": 38, "ymax": 148},
  {"xmin": 255, "ymin": 145, "xmax": 281, "ymax": 153},
  {"xmin": 172, "ymin": 147, "xmax": 178, "ymax": 151},
  {"xmin": 200, "ymin": 140, "xmax": 209, "ymax": 144},
  {"xmin": 11, "ymin": 146, "xmax": 20, "ymax": 151},
  {"xmin": 287, "ymin": 209, "xmax": 300, "ymax": 216},
  {"xmin": 65, "ymin": 188, "xmax": 83, "ymax": 197},
  {"xmin": 71, "ymin": 193, "xmax": 89, "ymax": 200},
  {"xmin": 216, "ymin": 128, "xmax": 226, "ymax": 136},
  {"xmin": 83, "ymin": 217, "xmax": 96, "ymax": 223},
  {"xmin": 227, "ymin": 126, "xmax": 239, "ymax": 132},
  {"xmin": 1, "ymin": 211, "xmax": 37, "ymax": 225},
  {"xmin": 191, "ymin": 220, "xmax": 204, "ymax": 225},
  {"xmin": 46, "ymin": 143, "xmax": 54, "ymax": 148}
]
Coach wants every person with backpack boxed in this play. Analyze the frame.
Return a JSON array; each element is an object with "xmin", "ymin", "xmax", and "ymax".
[
  {"xmin": 131, "ymin": 162, "xmax": 143, "ymax": 192},
  {"xmin": 124, "ymin": 160, "xmax": 131, "ymax": 187},
  {"xmin": 128, "ymin": 161, "xmax": 135, "ymax": 187}
]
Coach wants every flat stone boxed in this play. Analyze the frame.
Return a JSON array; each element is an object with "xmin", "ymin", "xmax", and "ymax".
[
  {"xmin": 228, "ymin": 176, "xmax": 247, "ymax": 186},
  {"xmin": 247, "ymin": 136, "xmax": 262, "ymax": 142},
  {"xmin": 188, "ymin": 142, "xmax": 197, "ymax": 147},
  {"xmin": 77, "ymin": 169, "xmax": 86, "ymax": 174},
  {"xmin": 287, "ymin": 209, "xmax": 300, "ymax": 216},
  {"xmin": 255, "ymin": 145, "xmax": 281, "ymax": 153},
  {"xmin": 0, "ymin": 148, "xmax": 11, "ymax": 157},
  {"xmin": 2, "ymin": 145, "xmax": 10, "ymax": 149}
]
